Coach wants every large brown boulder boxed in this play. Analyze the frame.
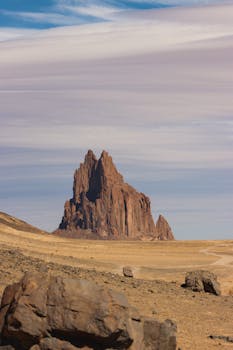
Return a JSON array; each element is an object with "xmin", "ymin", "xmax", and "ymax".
[
  {"xmin": 54, "ymin": 150, "xmax": 174, "ymax": 240},
  {"xmin": 0, "ymin": 273, "xmax": 177, "ymax": 350},
  {"xmin": 184, "ymin": 270, "xmax": 221, "ymax": 296}
]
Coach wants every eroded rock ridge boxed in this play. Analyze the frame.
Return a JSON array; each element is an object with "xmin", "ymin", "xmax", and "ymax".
[{"xmin": 55, "ymin": 150, "xmax": 174, "ymax": 240}]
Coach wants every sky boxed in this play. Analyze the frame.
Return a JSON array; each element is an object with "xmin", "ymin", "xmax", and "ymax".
[
  {"xmin": 0, "ymin": 0, "xmax": 231, "ymax": 32},
  {"xmin": 0, "ymin": 0, "xmax": 233, "ymax": 240}
]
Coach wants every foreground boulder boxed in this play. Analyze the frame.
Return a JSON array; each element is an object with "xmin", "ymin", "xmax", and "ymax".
[
  {"xmin": 54, "ymin": 150, "xmax": 174, "ymax": 241},
  {"xmin": 183, "ymin": 270, "xmax": 221, "ymax": 295},
  {"xmin": 0, "ymin": 273, "xmax": 177, "ymax": 350}
]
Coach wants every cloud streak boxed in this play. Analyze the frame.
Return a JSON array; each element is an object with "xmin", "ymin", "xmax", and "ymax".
[
  {"xmin": 1, "ymin": 123, "xmax": 232, "ymax": 169},
  {"xmin": 0, "ymin": 27, "xmax": 38, "ymax": 41}
]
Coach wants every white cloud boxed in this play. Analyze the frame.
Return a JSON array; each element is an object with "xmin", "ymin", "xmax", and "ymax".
[{"xmin": 57, "ymin": 3, "xmax": 121, "ymax": 20}]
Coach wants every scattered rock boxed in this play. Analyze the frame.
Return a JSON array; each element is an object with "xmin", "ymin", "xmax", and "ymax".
[
  {"xmin": 183, "ymin": 270, "xmax": 221, "ymax": 296},
  {"xmin": 54, "ymin": 150, "xmax": 174, "ymax": 240},
  {"xmin": 123, "ymin": 266, "xmax": 134, "ymax": 278},
  {"xmin": 209, "ymin": 335, "xmax": 233, "ymax": 343},
  {"xmin": 0, "ymin": 272, "xmax": 177, "ymax": 350}
]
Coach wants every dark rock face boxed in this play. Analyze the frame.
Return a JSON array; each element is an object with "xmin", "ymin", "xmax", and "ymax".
[
  {"xmin": 0, "ymin": 273, "xmax": 177, "ymax": 350},
  {"xmin": 183, "ymin": 270, "xmax": 221, "ymax": 296},
  {"xmin": 55, "ymin": 150, "xmax": 174, "ymax": 240}
]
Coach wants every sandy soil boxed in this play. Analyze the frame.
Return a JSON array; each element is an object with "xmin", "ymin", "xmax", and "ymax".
[{"xmin": 0, "ymin": 220, "xmax": 233, "ymax": 349}]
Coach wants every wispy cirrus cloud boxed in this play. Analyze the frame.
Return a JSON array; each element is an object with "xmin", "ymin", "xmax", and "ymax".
[{"xmin": 57, "ymin": 4, "xmax": 121, "ymax": 21}]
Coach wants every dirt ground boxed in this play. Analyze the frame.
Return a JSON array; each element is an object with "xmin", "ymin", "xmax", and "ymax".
[{"xmin": 0, "ymin": 216, "xmax": 233, "ymax": 349}]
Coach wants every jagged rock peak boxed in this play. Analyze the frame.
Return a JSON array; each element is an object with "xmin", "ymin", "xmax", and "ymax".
[
  {"xmin": 155, "ymin": 214, "xmax": 175, "ymax": 240},
  {"xmin": 73, "ymin": 150, "xmax": 123, "ymax": 204},
  {"xmin": 98, "ymin": 150, "xmax": 123, "ymax": 185},
  {"xmin": 55, "ymin": 150, "xmax": 174, "ymax": 240},
  {"xmin": 84, "ymin": 149, "xmax": 97, "ymax": 164},
  {"xmin": 73, "ymin": 150, "xmax": 97, "ymax": 202}
]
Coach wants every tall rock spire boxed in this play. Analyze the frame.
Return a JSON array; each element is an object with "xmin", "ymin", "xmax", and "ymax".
[
  {"xmin": 73, "ymin": 149, "xmax": 97, "ymax": 202},
  {"xmin": 155, "ymin": 214, "xmax": 175, "ymax": 240},
  {"xmin": 55, "ymin": 150, "xmax": 174, "ymax": 240}
]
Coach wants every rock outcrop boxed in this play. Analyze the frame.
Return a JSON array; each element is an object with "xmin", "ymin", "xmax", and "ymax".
[
  {"xmin": 183, "ymin": 270, "xmax": 221, "ymax": 295},
  {"xmin": 0, "ymin": 272, "xmax": 177, "ymax": 350},
  {"xmin": 155, "ymin": 215, "xmax": 174, "ymax": 241},
  {"xmin": 55, "ymin": 150, "xmax": 174, "ymax": 240}
]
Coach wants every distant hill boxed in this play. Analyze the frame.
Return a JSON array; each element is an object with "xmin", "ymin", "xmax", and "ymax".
[{"xmin": 0, "ymin": 212, "xmax": 47, "ymax": 235}]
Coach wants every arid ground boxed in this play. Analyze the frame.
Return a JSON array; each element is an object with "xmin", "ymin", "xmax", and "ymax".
[{"xmin": 0, "ymin": 212, "xmax": 233, "ymax": 349}]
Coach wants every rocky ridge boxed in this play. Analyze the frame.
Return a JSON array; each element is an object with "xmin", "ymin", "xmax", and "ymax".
[{"xmin": 55, "ymin": 150, "xmax": 174, "ymax": 240}]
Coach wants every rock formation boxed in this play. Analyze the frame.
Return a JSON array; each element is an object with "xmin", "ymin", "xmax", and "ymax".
[
  {"xmin": 155, "ymin": 214, "xmax": 175, "ymax": 241},
  {"xmin": 0, "ymin": 272, "xmax": 177, "ymax": 350},
  {"xmin": 55, "ymin": 150, "xmax": 174, "ymax": 240}
]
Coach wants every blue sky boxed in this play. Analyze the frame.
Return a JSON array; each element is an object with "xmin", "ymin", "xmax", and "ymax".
[
  {"xmin": 0, "ymin": 0, "xmax": 100, "ymax": 29},
  {"xmin": 0, "ymin": 0, "xmax": 169, "ymax": 29},
  {"xmin": 0, "ymin": 1, "xmax": 232, "ymax": 239},
  {"xmin": 0, "ymin": 0, "xmax": 226, "ymax": 30}
]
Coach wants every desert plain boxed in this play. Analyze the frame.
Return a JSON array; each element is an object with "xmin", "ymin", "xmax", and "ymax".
[{"xmin": 1, "ymin": 212, "xmax": 233, "ymax": 349}]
